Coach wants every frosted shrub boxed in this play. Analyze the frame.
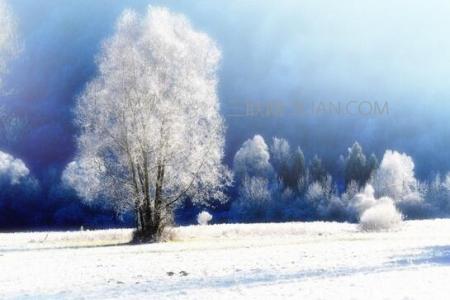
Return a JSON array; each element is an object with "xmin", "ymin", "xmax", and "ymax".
[
  {"xmin": 349, "ymin": 184, "xmax": 403, "ymax": 231},
  {"xmin": 349, "ymin": 184, "xmax": 376, "ymax": 217},
  {"xmin": 359, "ymin": 197, "xmax": 403, "ymax": 231},
  {"xmin": 197, "ymin": 211, "xmax": 213, "ymax": 225}
]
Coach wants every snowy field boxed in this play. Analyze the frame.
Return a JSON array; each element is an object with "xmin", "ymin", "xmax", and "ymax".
[{"xmin": 2, "ymin": 220, "xmax": 450, "ymax": 299}]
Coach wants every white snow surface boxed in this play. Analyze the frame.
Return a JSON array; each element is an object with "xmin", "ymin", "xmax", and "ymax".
[{"xmin": 2, "ymin": 219, "xmax": 450, "ymax": 299}]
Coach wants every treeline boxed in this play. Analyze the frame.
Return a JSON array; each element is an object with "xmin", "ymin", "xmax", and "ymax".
[
  {"xmin": 2, "ymin": 134, "xmax": 450, "ymax": 230},
  {"xmin": 228, "ymin": 135, "xmax": 450, "ymax": 226}
]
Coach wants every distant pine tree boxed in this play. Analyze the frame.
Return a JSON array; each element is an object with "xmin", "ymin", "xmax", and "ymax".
[
  {"xmin": 344, "ymin": 142, "xmax": 373, "ymax": 188},
  {"xmin": 309, "ymin": 155, "xmax": 327, "ymax": 184}
]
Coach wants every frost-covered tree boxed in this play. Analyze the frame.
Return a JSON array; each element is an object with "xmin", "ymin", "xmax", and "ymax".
[
  {"xmin": 424, "ymin": 173, "xmax": 450, "ymax": 217},
  {"xmin": 269, "ymin": 137, "xmax": 306, "ymax": 191},
  {"xmin": 371, "ymin": 150, "xmax": 422, "ymax": 205},
  {"xmin": 309, "ymin": 155, "xmax": 327, "ymax": 184},
  {"xmin": 232, "ymin": 135, "xmax": 273, "ymax": 221},
  {"xmin": 290, "ymin": 147, "xmax": 307, "ymax": 191},
  {"xmin": 270, "ymin": 137, "xmax": 290, "ymax": 175},
  {"xmin": 367, "ymin": 153, "xmax": 379, "ymax": 175},
  {"xmin": 305, "ymin": 175, "xmax": 340, "ymax": 219},
  {"xmin": 68, "ymin": 7, "xmax": 230, "ymax": 240},
  {"xmin": 233, "ymin": 135, "xmax": 272, "ymax": 180},
  {"xmin": 230, "ymin": 176, "xmax": 271, "ymax": 222},
  {"xmin": 0, "ymin": 0, "xmax": 19, "ymax": 91},
  {"xmin": 344, "ymin": 142, "xmax": 377, "ymax": 188},
  {"xmin": 344, "ymin": 142, "xmax": 367, "ymax": 187}
]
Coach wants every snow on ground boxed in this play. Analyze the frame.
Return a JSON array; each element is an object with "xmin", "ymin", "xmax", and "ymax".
[
  {"xmin": 1, "ymin": 219, "xmax": 450, "ymax": 299},
  {"xmin": 0, "ymin": 229, "xmax": 134, "ymax": 251}
]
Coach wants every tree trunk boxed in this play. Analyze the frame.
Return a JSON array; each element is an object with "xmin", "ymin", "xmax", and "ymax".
[
  {"xmin": 133, "ymin": 164, "xmax": 166, "ymax": 242},
  {"xmin": 153, "ymin": 163, "xmax": 165, "ymax": 237}
]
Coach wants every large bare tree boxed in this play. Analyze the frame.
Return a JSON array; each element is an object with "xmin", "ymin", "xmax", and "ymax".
[{"xmin": 64, "ymin": 6, "xmax": 230, "ymax": 240}]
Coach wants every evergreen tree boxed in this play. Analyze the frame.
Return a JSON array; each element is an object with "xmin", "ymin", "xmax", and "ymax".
[
  {"xmin": 344, "ymin": 142, "xmax": 369, "ymax": 187},
  {"xmin": 366, "ymin": 153, "xmax": 379, "ymax": 178},
  {"xmin": 288, "ymin": 147, "xmax": 307, "ymax": 191},
  {"xmin": 309, "ymin": 155, "xmax": 327, "ymax": 184}
]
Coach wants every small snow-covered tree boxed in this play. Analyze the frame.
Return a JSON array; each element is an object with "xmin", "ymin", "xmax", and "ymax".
[
  {"xmin": 344, "ymin": 142, "xmax": 378, "ymax": 188},
  {"xmin": 269, "ymin": 137, "xmax": 306, "ymax": 191},
  {"xmin": 233, "ymin": 135, "xmax": 272, "ymax": 180},
  {"xmin": 367, "ymin": 153, "xmax": 379, "ymax": 176},
  {"xmin": 444, "ymin": 174, "xmax": 450, "ymax": 191},
  {"xmin": 309, "ymin": 155, "xmax": 327, "ymax": 184},
  {"xmin": 305, "ymin": 175, "xmax": 339, "ymax": 219},
  {"xmin": 68, "ymin": 6, "xmax": 230, "ymax": 240},
  {"xmin": 270, "ymin": 137, "xmax": 290, "ymax": 174},
  {"xmin": 232, "ymin": 135, "xmax": 274, "ymax": 221},
  {"xmin": 0, "ymin": 0, "xmax": 19, "ymax": 91},
  {"xmin": 425, "ymin": 173, "xmax": 450, "ymax": 216},
  {"xmin": 231, "ymin": 176, "xmax": 271, "ymax": 222},
  {"xmin": 371, "ymin": 150, "xmax": 422, "ymax": 204},
  {"xmin": 290, "ymin": 147, "xmax": 307, "ymax": 191}
]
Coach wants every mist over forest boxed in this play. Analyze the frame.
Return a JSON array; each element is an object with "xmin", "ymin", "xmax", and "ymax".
[{"xmin": 1, "ymin": 0, "xmax": 450, "ymax": 229}]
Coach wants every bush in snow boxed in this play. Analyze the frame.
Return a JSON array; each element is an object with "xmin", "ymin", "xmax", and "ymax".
[
  {"xmin": 348, "ymin": 184, "xmax": 377, "ymax": 217},
  {"xmin": 197, "ymin": 211, "xmax": 213, "ymax": 225},
  {"xmin": 348, "ymin": 184, "xmax": 403, "ymax": 231},
  {"xmin": 359, "ymin": 197, "xmax": 403, "ymax": 231}
]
